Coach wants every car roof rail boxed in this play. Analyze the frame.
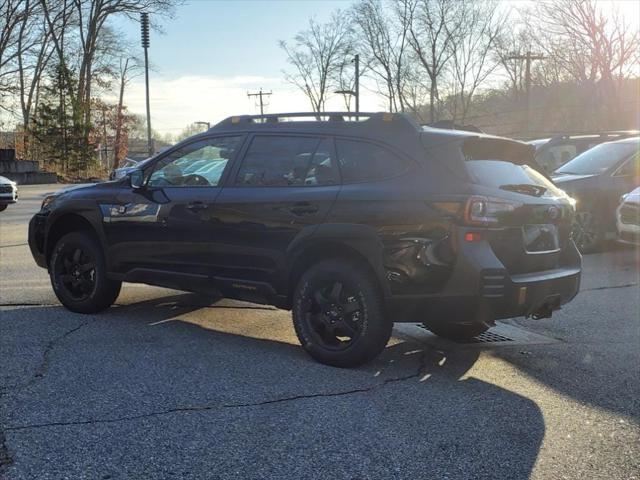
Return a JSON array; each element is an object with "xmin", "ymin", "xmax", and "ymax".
[
  {"xmin": 545, "ymin": 130, "xmax": 640, "ymax": 142},
  {"xmin": 212, "ymin": 111, "xmax": 421, "ymax": 132}
]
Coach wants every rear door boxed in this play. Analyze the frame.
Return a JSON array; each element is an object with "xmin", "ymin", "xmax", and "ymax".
[{"xmin": 207, "ymin": 134, "xmax": 341, "ymax": 295}]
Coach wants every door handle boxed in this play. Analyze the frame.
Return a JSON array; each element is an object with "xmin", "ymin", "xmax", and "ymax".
[
  {"xmin": 186, "ymin": 201, "xmax": 207, "ymax": 212},
  {"xmin": 289, "ymin": 202, "xmax": 319, "ymax": 215}
]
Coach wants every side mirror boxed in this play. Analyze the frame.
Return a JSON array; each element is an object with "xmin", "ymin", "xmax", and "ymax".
[{"xmin": 129, "ymin": 169, "xmax": 144, "ymax": 189}]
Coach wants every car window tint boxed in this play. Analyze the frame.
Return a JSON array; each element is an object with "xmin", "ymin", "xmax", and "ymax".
[
  {"xmin": 236, "ymin": 136, "xmax": 339, "ymax": 186},
  {"xmin": 335, "ymin": 139, "xmax": 408, "ymax": 183},
  {"xmin": 148, "ymin": 136, "xmax": 242, "ymax": 187}
]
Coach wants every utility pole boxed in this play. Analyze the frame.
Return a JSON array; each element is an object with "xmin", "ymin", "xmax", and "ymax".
[
  {"xmin": 354, "ymin": 54, "xmax": 360, "ymax": 113},
  {"xmin": 507, "ymin": 50, "xmax": 544, "ymax": 133},
  {"xmin": 141, "ymin": 12, "xmax": 153, "ymax": 156},
  {"xmin": 247, "ymin": 88, "xmax": 272, "ymax": 115},
  {"xmin": 335, "ymin": 55, "xmax": 360, "ymax": 113},
  {"xmin": 102, "ymin": 107, "xmax": 108, "ymax": 168}
]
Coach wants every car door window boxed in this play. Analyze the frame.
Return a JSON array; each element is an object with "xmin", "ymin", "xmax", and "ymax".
[
  {"xmin": 537, "ymin": 145, "xmax": 577, "ymax": 172},
  {"xmin": 148, "ymin": 136, "xmax": 243, "ymax": 187},
  {"xmin": 236, "ymin": 136, "xmax": 339, "ymax": 186},
  {"xmin": 335, "ymin": 139, "xmax": 409, "ymax": 183}
]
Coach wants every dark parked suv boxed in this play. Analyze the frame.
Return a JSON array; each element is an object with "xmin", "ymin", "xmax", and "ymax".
[{"xmin": 29, "ymin": 112, "xmax": 581, "ymax": 367}]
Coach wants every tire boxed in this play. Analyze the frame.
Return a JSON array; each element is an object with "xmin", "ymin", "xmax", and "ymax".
[
  {"xmin": 49, "ymin": 231, "xmax": 121, "ymax": 313},
  {"xmin": 0, "ymin": 204, "xmax": 7, "ymax": 212},
  {"xmin": 292, "ymin": 259, "xmax": 392, "ymax": 368},
  {"xmin": 425, "ymin": 323, "xmax": 488, "ymax": 341},
  {"xmin": 571, "ymin": 209, "xmax": 603, "ymax": 254}
]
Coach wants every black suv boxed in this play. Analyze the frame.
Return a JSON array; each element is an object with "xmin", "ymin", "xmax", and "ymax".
[{"xmin": 29, "ymin": 112, "xmax": 581, "ymax": 367}]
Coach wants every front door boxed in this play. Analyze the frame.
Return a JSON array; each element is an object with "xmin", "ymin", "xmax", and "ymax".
[{"xmin": 104, "ymin": 135, "xmax": 245, "ymax": 279}]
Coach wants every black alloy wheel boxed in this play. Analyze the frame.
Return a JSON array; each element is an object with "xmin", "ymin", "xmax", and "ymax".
[
  {"xmin": 50, "ymin": 232, "xmax": 121, "ymax": 313},
  {"xmin": 304, "ymin": 280, "xmax": 364, "ymax": 351},
  {"xmin": 55, "ymin": 246, "xmax": 97, "ymax": 301},
  {"xmin": 292, "ymin": 259, "xmax": 392, "ymax": 367}
]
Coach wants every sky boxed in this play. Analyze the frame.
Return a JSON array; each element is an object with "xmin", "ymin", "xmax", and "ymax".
[
  {"xmin": 112, "ymin": 0, "xmax": 366, "ymax": 136},
  {"xmin": 111, "ymin": 0, "xmax": 640, "ymax": 137}
]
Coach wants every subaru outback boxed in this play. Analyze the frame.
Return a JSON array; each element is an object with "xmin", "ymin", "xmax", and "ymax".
[{"xmin": 29, "ymin": 112, "xmax": 581, "ymax": 367}]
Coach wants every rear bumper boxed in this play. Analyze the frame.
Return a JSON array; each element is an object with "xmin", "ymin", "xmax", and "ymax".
[
  {"xmin": 386, "ymin": 230, "xmax": 581, "ymax": 324},
  {"xmin": 28, "ymin": 213, "xmax": 48, "ymax": 268}
]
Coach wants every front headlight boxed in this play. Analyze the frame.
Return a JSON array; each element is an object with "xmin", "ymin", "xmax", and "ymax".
[{"xmin": 41, "ymin": 195, "xmax": 57, "ymax": 211}]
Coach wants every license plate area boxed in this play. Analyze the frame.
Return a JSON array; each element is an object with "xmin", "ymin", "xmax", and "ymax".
[{"xmin": 523, "ymin": 224, "xmax": 560, "ymax": 253}]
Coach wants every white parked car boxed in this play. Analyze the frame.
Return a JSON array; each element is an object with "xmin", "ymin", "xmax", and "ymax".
[
  {"xmin": 0, "ymin": 175, "xmax": 18, "ymax": 212},
  {"xmin": 616, "ymin": 186, "xmax": 640, "ymax": 244}
]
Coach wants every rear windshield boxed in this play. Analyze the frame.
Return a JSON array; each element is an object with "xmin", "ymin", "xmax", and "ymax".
[
  {"xmin": 462, "ymin": 137, "xmax": 564, "ymax": 197},
  {"xmin": 466, "ymin": 160, "xmax": 565, "ymax": 197},
  {"xmin": 555, "ymin": 141, "xmax": 639, "ymax": 175}
]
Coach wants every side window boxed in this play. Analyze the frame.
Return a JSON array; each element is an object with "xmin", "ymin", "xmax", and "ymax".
[
  {"xmin": 148, "ymin": 136, "xmax": 242, "ymax": 187},
  {"xmin": 335, "ymin": 139, "xmax": 409, "ymax": 183},
  {"xmin": 538, "ymin": 145, "xmax": 577, "ymax": 172},
  {"xmin": 236, "ymin": 136, "xmax": 339, "ymax": 186},
  {"xmin": 615, "ymin": 153, "xmax": 640, "ymax": 177}
]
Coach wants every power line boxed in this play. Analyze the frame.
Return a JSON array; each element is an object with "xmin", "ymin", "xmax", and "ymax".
[{"xmin": 247, "ymin": 88, "xmax": 272, "ymax": 115}]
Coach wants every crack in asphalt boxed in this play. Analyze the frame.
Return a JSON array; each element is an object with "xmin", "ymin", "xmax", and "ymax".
[
  {"xmin": 0, "ymin": 243, "xmax": 28, "ymax": 248},
  {"xmin": 580, "ymin": 282, "xmax": 638, "ymax": 292},
  {"xmin": 0, "ymin": 302, "xmax": 278, "ymax": 311},
  {"xmin": 0, "ymin": 302, "xmax": 59, "ymax": 307},
  {"xmin": 0, "ymin": 321, "xmax": 88, "ymax": 472},
  {"xmin": 0, "ymin": 430, "xmax": 12, "ymax": 472},
  {"xmin": 0, "ymin": 321, "xmax": 89, "ymax": 396},
  {"xmin": 3, "ymin": 351, "xmax": 428, "ymax": 433}
]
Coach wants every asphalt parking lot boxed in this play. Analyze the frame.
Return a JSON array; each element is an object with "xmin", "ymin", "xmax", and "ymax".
[{"xmin": 1, "ymin": 184, "xmax": 639, "ymax": 480}]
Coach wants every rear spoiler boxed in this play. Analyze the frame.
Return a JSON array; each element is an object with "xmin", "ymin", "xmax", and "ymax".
[{"xmin": 462, "ymin": 137, "xmax": 551, "ymax": 179}]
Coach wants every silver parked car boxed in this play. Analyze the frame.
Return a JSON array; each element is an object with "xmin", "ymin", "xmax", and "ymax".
[
  {"xmin": 0, "ymin": 175, "xmax": 18, "ymax": 212},
  {"xmin": 616, "ymin": 186, "xmax": 640, "ymax": 244}
]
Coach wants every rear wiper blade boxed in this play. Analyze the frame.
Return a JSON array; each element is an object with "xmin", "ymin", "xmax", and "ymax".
[{"xmin": 500, "ymin": 183, "xmax": 547, "ymax": 197}]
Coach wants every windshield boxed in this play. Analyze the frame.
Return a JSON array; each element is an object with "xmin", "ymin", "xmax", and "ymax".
[{"xmin": 555, "ymin": 141, "xmax": 639, "ymax": 175}]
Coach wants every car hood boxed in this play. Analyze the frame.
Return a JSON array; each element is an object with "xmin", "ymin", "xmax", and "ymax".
[
  {"xmin": 47, "ymin": 183, "xmax": 97, "ymax": 197},
  {"xmin": 0, "ymin": 175, "xmax": 16, "ymax": 185}
]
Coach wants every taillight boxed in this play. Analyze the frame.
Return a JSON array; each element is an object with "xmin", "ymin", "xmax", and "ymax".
[{"xmin": 464, "ymin": 196, "xmax": 522, "ymax": 226}]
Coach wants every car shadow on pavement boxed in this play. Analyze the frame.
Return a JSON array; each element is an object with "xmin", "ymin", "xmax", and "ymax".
[{"xmin": 1, "ymin": 292, "xmax": 545, "ymax": 479}]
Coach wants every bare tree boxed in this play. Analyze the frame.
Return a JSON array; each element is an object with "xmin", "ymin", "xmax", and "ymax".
[
  {"xmin": 113, "ymin": 54, "xmax": 142, "ymax": 169},
  {"xmin": 0, "ymin": 0, "xmax": 31, "ymax": 108},
  {"xmin": 450, "ymin": 0, "xmax": 503, "ymax": 122},
  {"xmin": 406, "ymin": 0, "xmax": 465, "ymax": 123},
  {"xmin": 280, "ymin": 12, "xmax": 354, "ymax": 113},
  {"xmin": 533, "ymin": 0, "xmax": 639, "ymax": 85},
  {"xmin": 352, "ymin": 0, "xmax": 410, "ymax": 112},
  {"xmin": 40, "ymin": 0, "xmax": 179, "ymax": 159},
  {"xmin": 529, "ymin": 0, "xmax": 640, "ymax": 128}
]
